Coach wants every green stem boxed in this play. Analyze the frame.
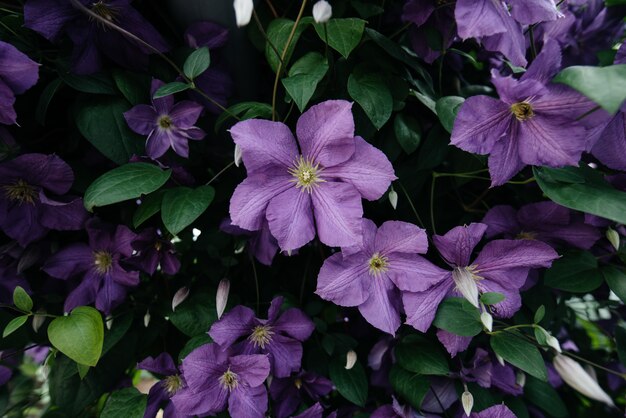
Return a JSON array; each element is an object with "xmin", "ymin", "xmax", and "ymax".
[
  {"xmin": 206, "ymin": 161, "xmax": 235, "ymax": 185},
  {"xmin": 253, "ymin": 9, "xmax": 283, "ymax": 66},
  {"xmin": 397, "ymin": 181, "xmax": 425, "ymax": 228}
]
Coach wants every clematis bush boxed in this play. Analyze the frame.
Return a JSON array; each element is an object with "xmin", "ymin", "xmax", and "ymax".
[{"xmin": 1, "ymin": 0, "xmax": 626, "ymax": 417}]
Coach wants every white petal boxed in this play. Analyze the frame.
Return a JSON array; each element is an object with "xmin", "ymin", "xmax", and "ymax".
[
  {"xmin": 461, "ymin": 391, "xmax": 473, "ymax": 417},
  {"xmin": 345, "ymin": 350, "xmax": 357, "ymax": 370},
  {"xmin": 312, "ymin": 0, "xmax": 332, "ymax": 23},
  {"xmin": 143, "ymin": 310, "xmax": 151, "ymax": 328},
  {"xmin": 480, "ymin": 312, "xmax": 493, "ymax": 332},
  {"xmin": 234, "ymin": 144, "xmax": 243, "ymax": 167},
  {"xmin": 216, "ymin": 279, "xmax": 231, "ymax": 320},
  {"xmin": 233, "ymin": 0, "xmax": 254, "ymax": 27},
  {"xmin": 388, "ymin": 189, "xmax": 398, "ymax": 210},
  {"xmin": 553, "ymin": 354, "xmax": 615, "ymax": 406},
  {"xmin": 172, "ymin": 286, "xmax": 190, "ymax": 312},
  {"xmin": 452, "ymin": 267, "xmax": 480, "ymax": 307}
]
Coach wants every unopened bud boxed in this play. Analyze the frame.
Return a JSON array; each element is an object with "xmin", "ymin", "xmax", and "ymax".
[
  {"xmin": 234, "ymin": 144, "xmax": 243, "ymax": 167},
  {"xmin": 607, "ymin": 228, "xmax": 620, "ymax": 251},
  {"xmin": 312, "ymin": 0, "xmax": 332, "ymax": 23},
  {"xmin": 584, "ymin": 364, "xmax": 598, "ymax": 382},
  {"xmin": 345, "ymin": 350, "xmax": 357, "ymax": 370},
  {"xmin": 172, "ymin": 287, "xmax": 190, "ymax": 312},
  {"xmin": 546, "ymin": 334, "xmax": 561, "ymax": 353},
  {"xmin": 516, "ymin": 371, "xmax": 526, "ymax": 388},
  {"xmin": 32, "ymin": 310, "xmax": 46, "ymax": 333},
  {"xmin": 388, "ymin": 189, "xmax": 398, "ymax": 210},
  {"xmin": 461, "ymin": 390, "xmax": 473, "ymax": 417},
  {"xmin": 105, "ymin": 315, "xmax": 114, "ymax": 330},
  {"xmin": 144, "ymin": 310, "xmax": 151, "ymax": 328},
  {"xmin": 233, "ymin": 0, "xmax": 254, "ymax": 27},
  {"xmin": 216, "ymin": 279, "xmax": 231, "ymax": 320},
  {"xmin": 553, "ymin": 354, "xmax": 614, "ymax": 406},
  {"xmin": 480, "ymin": 311, "xmax": 493, "ymax": 332}
]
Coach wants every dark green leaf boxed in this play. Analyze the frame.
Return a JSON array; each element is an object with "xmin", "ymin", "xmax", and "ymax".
[
  {"xmin": 616, "ymin": 324, "xmax": 626, "ymax": 367},
  {"xmin": 348, "ymin": 66, "xmax": 393, "ymax": 129},
  {"xmin": 351, "ymin": 1, "xmax": 384, "ymax": 18},
  {"xmin": 328, "ymin": 355, "xmax": 368, "ymax": 407},
  {"xmin": 435, "ymin": 96, "xmax": 465, "ymax": 133},
  {"xmin": 215, "ymin": 102, "xmax": 273, "ymax": 132},
  {"xmin": 394, "ymin": 113, "xmax": 422, "ymax": 154},
  {"xmin": 524, "ymin": 376, "xmax": 568, "ymax": 417},
  {"xmin": 3, "ymin": 316, "xmax": 28, "ymax": 338},
  {"xmin": 534, "ymin": 305, "xmax": 546, "ymax": 323},
  {"xmin": 179, "ymin": 334, "xmax": 213, "ymax": 362},
  {"xmin": 395, "ymin": 335, "xmax": 449, "ymax": 375},
  {"xmin": 282, "ymin": 52, "xmax": 329, "ymax": 112},
  {"xmin": 490, "ymin": 332, "xmax": 547, "ymax": 381},
  {"xmin": 603, "ymin": 265, "xmax": 626, "ymax": 303},
  {"xmin": 133, "ymin": 190, "xmax": 166, "ymax": 228},
  {"xmin": 153, "ymin": 82, "xmax": 191, "ymax": 99},
  {"xmin": 433, "ymin": 297, "xmax": 482, "ymax": 337},
  {"xmin": 544, "ymin": 250, "xmax": 603, "ymax": 293},
  {"xmin": 161, "ymin": 185, "xmax": 215, "ymax": 235},
  {"xmin": 183, "ymin": 47, "xmax": 211, "ymax": 79},
  {"xmin": 59, "ymin": 71, "xmax": 117, "ymax": 95},
  {"xmin": 389, "ymin": 365, "xmax": 430, "ymax": 410},
  {"xmin": 13, "ymin": 286, "xmax": 32, "ymax": 312},
  {"xmin": 47, "ymin": 306, "xmax": 104, "ymax": 367},
  {"xmin": 314, "ymin": 18, "xmax": 365, "ymax": 58},
  {"xmin": 112, "ymin": 70, "xmax": 150, "ymax": 106},
  {"xmin": 76, "ymin": 363, "xmax": 89, "ymax": 380},
  {"xmin": 84, "ymin": 163, "xmax": 171, "ymax": 211},
  {"xmin": 101, "ymin": 388, "xmax": 147, "ymax": 418},
  {"xmin": 553, "ymin": 64, "xmax": 626, "ymax": 114},
  {"xmin": 36, "ymin": 78, "xmax": 63, "ymax": 125},
  {"xmin": 265, "ymin": 18, "xmax": 312, "ymax": 73},
  {"xmin": 169, "ymin": 292, "xmax": 217, "ymax": 337},
  {"xmin": 480, "ymin": 292, "xmax": 505, "ymax": 306}
]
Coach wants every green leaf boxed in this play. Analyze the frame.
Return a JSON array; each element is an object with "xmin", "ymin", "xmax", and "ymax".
[
  {"xmin": 314, "ymin": 18, "xmax": 366, "ymax": 58},
  {"xmin": 389, "ymin": 365, "xmax": 430, "ymax": 410},
  {"xmin": 435, "ymin": 96, "xmax": 465, "ymax": 133},
  {"xmin": 112, "ymin": 70, "xmax": 150, "ymax": 106},
  {"xmin": 282, "ymin": 52, "xmax": 329, "ymax": 112},
  {"xmin": 36, "ymin": 78, "xmax": 63, "ymax": 125},
  {"xmin": 13, "ymin": 286, "xmax": 33, "ymax": 312},
  {"xmin": 215, "ymin": 102, "xmax": 273, "ymax": 132},
  {"xmin": 328, "ymin": 354, "xmax": 368, "ymax": 407},
  {"xmin": 603, "ymin": 265, "xmax": 626, "ymax": 303},
  {"xmin": 351, "ymin": 1, "xmax": 384, "ymax": 18},
  {"xmin": 59, "ymin": 71, "xmax": 117, "ymax": 95},
  {"xmin": 265, "ymin": 18, "xmax": 312, "ymax": 73},
  {"xmin": 490, "ymin": 332, "xmax": 547, "ymax": 381},
  {"xmin": 75, "ymin": 96, "xmax": 145, "ymax": 165},
  {"xmin": 179, "ymin": 334, "xmax": 213, "ymax": 362},
  {"xmin": 153, "ymin": 82, "xmax": 191, "ymax": 99},
  {"xmin": 395, "ymin": 335, "xmax": 449, "ymax": 375},
  {"xmin": 553, "ymin": 64, "xmax": 626, "ymax": 114},
  {"xmin": 3, "ymin": 315, "xmax": 28, "ymax": 338},
  {"xmin": 101, "ymin": 388, "xmax": 147, "ymax": 418},
  {"xmin": 433, "ymin": 297, "xmax": 482, "ymax": 337},
  {"xmin": 394, "ymin": 113, "xmax": 422, "ymax": 154},
  {"xmin": 544, "ymin": 250, "xmax": 603, "ymax": 293},
  {"xmin": 76, "ymin": 363, "xmax": 89, "ymax": 380},
  {"xmin": 169, "ymin": 292, "xmax": 217, "ymax": 337},
  {"xmin": 348, "ymin": 66, "xmax": 393, "ymax": 129},
  {"xmin": 183, "ymin": 47, "xmax": 211, "ymax": 80},
  {"xmin": 133, "ymin": 190, "xmax": 166, "ymax": 228},
  {"xmin": 480, "ymin": 292, "xmax": 505, "ymax": 305},
  {"xmin": 534, "ymin": 305, "xmax": 546, "ymax": 323},
  {"xmin": 47, "ymin": 306, "xmax": 104, "ymax": 367},
  {"xmin": 84, "ymin": 163, "xmax": 171, "ymax": 211},
  {"xmin": 524, "ymin": 376, "xmax": 568, "ymax": 417},
  {"xmin": 616, "ymin": 323, "xmax": 626, "ymax": 367},
  {"xmin": 161, "ymin": 185, "xmax": 215, "ymax": 235}
]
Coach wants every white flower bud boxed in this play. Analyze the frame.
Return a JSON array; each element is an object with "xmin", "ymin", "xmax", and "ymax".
[
  {"xmin": 480, "ymin": 311, "xmax": 493, "ymax": 332},
  {"xmin": 105, "ymin": 315, "xmax": 114, "ymax": 330},
  {"xmin": 32, "ymin": 310, "xmax": 46, "ymax": 333},
  {"xmin": 546, "ymin": 334, "xmax": 562, "ymax": 353},
  {"xmin": 516, "ymin": 371, "xmax": 526, "ymax": 388},
  {"xmin": 313, "ymin": 0, "xmax": 332, "ymax": 23},
  {"xmin": 607, "ymin": 228, "xmax": 620, "ymax": 251},
  {"xmin": 461, "ymin": 390, "xmax": 473, "ymax": 417},
  {"xmin": 234, "ymin": 144, "xmax": 243, "ymax": 167},
  {"xmin": 233, "ymin": 0, "xmax": 254, "ymax": 27},
  {"xmin": 345, "ymin": 350, "xmax": 357, "ymax": 370},
  {"xmin": 216, "ymin": 279, "xmax": 231, "ymax": 320},
  {"xmin": 172, "ymin": 287, "xmax": 190, "ymax": 312},
  {"xmin": 388, "ymin": 189, "xmax": 398, "ymax": 210},
  {"xmin": 553, "ymin": 354, "xmax": 615, "ymax": 406},
  {"xmin": 584, "ymin": 364, "xmax": 598, "ymax": 382},
  {"xmin": 144, "ymin": 310, "xmax": 151, "ymax": 328}
]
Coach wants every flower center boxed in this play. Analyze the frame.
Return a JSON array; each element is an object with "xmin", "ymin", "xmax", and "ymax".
[
  {"xmin": 3, "ymin": 179, "xmax": 37, "ymax": 204},
  {"xmin": 452, "ymin": 265, "xmax": 482, "ymax": 308},
  {"xmin": 294, "ymin": 378, "xmax": 303, "ymax": 389},
  {"xmin": 368, "ymin": 253, "xmax": 389, "ymax": 277},
  {"xmin": 158, "ymin": 116, "xmax": 174, "ymax": 129},
  {"xmin": 90, "ymin": 1, "xmax": 118, "ymax": 22},
  {"xmin": 511, "ymin": 102, "xmax": 534, "ymax": 121},
  {"xmin": 93, "ymin": 251, "xmax": 113, "ymax": 274},
  {"xmin": 219, "ymin": 368, "xmax": 239, "ymax": 391},
  {"xmin": 288, "ymin": 156, "xmax": 324, "ymax": 193},
  {"xmin": 249, "ymin": 325, "xmax": 274, "ymax": 349},
  {"xmin": 516, "ymin": 231, "xmax": 537, "ymax": 240},
  {"xmin": 163, "ymin": 374, "xmax": 183, "ymax": 396}
]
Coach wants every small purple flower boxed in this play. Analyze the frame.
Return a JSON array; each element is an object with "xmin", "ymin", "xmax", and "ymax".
[
  {"xmin": 229, "ymin": 100, "xmax": 396, "ymax": 252},
  {"xmin": 0, "ymin": 41, "xmax": 39, "ymax": 125},
  {"xmin": 209, "ymin": 296, "xmax": 314, "ymax": 377},
  {"xmin": 316, "ymin": 219, "xmax": 434, "ymax": 335},
  {"xmin": 171, "ymin": 343, "xmax": 270, "ymax": 418},
  {"xmin": 125, "ymin": 228, "xmax": 180, "ymax": 275},
  {"xmin": 137, "ymin": 353, "xmax": 184, "ymax": 418},
  {"xmin": 470, "ymin": 404, "xmax": 516, "ymax": 418},
  {"xmin": 24, "ymin": 0, "xmax": 169, "ymax": 75},
  {"xmin": 402, "ymin": 223, "xmax": 558, "ymax": 333},
  {"xmin": 482, "ymin": 201, "xmax": 601, "ymax": 250},
  {"xmin": 43, "ymin": 219, "xmax": 139, "ymax": 314},
  {"xmin": 269, "ymin": 371, "xmax": 333, "ymax": 418},
  {"xmin": 124, "ymin": 80, "xmax": 206, "ymax": 159},
  {"xmin": 0, "ymin": 153, "xmax": 88, "ymax": 247}
]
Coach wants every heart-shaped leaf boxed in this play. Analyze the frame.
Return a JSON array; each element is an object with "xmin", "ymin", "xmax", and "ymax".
[{"xmin": 48, "ymin": 306, "xmax": 104, "ymax": 367}]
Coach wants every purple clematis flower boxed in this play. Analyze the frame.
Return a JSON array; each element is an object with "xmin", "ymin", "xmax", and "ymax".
[
  {"xmin": 125, "ymin": 228, "xmax": 180, "ymax": 275},
  {"xmin": 0, "ymin": 153, "xmax": 88, "ymax": 247},
  {"xmin": 401, "ymin": 0, "xmax": 456, "ymax": 64},
  {"xmin": 124, "ymin": 80, "xmax": 205, "ymax": 159},
  {"xmin": 171, "ymin": 343, "xmax": 270, "ymax": 418},
  {"xmin": 24, "ymin": 0, "xmax": 169, "ymax": 75},
  {"xmin": 402, "ymin": 223, "xmax": 558, "ymax": 333},
  {"xmin": 269, "ymin": 371, "xmax": 333, "ymax": 418},
  {"xmin": 43, "ymin": 219, "xmax": 139, "ymax": 314},
  {"xmin": 316, "ymin": 219, "xmax": 434, "ymax": 335},
  {"xmin": 229, "ymin": 100, "xmax": 396, "ymax": 252},
  {"xmin": 137, "ymin": 353, "xmax": 185, "ymax": 418},
  {"xmin": 482, "ymin": 201, "xmax": 600, "ymax": 250},
  {"xmin": 209, "ymin": 296, "xmax": 314, "ymax": 377},
  {"xmin": 0, "ymin": 41, "xmax": 39, "ymax": 125},
  {"xmin": 470, "ymin": 404, "xmax": 516, "ymax": 418},
  {"xmin": 371, "ymin": 396, "xmax": 421, "ymax": 418},
  {"xmin": 451, "ymin": 39, "xmax": 595, "ymax": 186},
  {"xmin": 293, "ymin": 403, "xmax": 337, "ymax": 418},
  {"xmin": 461, "ymin": 349, "xmax": 523, "ymax": 396}
]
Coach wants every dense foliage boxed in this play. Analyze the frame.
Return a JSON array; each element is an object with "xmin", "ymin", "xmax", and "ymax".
[{"xmin": 0, "ymin": 0, "xmax": 626, "ymax": 417}]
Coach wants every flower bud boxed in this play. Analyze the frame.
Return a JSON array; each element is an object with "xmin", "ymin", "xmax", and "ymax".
[
  {"xmin": 32, "ymin": 310, "xmax": 46, "ymax": 333},
  {"xmin": 516, "ymin": 371, "xmax": 526, "ymax": 388},
  {"xmin": 233, "ymin": 0, "xmax": 254, "ymax": 27},
  {"xmin": 480, "ymin": 311, "xmax": 493, "ymax": 332},
  {"xmin": 461, "ymin": 390, "xmax": 473, "ymax": 416},
  {"xmin": 105, "ymin": 315, "xmax": 114, "ymax": 330},
  {"xmin": 345, "ymin": 350, "xmax": 357, "ymax": 370},
  {"xmin": 553, "ymin": 354, "xmax": 614, "ymax": 406},
  {"xmin": 607, "ymin": 228, "xmax": 620, "ymax": 251},
  {"xmin": 172, "ymin": 286, "xmax": 190, "ymax": 312},
  {"xmin": 234, "ymin": 144, "xmax": 243, "ymax": 167},
  {"xmin": 216, "ymin": 279, "xmax": 231, "ymax": 320},
  {"xmin": 546, "ymin": 334, "xmax": 561, "ymax": 353},
  {"xmin": 313, "ymin": 0, "xmax": 332, "ymax": 23},
  {"xmin": 144, "ymin": 310, "xmax": 151, "ymax": 328},
  {"xmin": 388, "ymin": 189, "xmax": 398, "ymax": 210}
]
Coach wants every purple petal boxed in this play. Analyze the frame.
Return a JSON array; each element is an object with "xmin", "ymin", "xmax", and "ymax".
[
  {"xmin": 64, "ymin": 271, "xmax": 100, "ymax": 313},
  {"xmin": 150, "ymin": 79, "xmax": 174, "ymax": 114},
  {"xmin": 517, "ymin": 115, "xmax": 586, "ymax": 167},
  {"xmin": 0, "ymin": 41, "xmax": 39, "ymax": 94},
  {"xmin": 296, "ymin": 100, "xmax": 356, "ymax": 167},
  {"xmin": 181, "ymin": 126, "xmax": 205, "ymax": 140},
  {"xmin": 209, "ymin": 305, "xmax": 256, "ymax": 348},
  {"xmin": 229, "ymin": 384, "xmax": 268, "ymax": 418},
  {"xmin": 479, "ymin": 281, "xmax": 522, "ymax": 318},
  {"xmin": 436, "ymin": 329, "xmax": 471, "ymax": 357},
  {"xmin": 293, "ymin": 403, "xmax": 324, "ymax": 418},
  {"xmin": 169, "ymin": 101, "xmax": 203, "ymax": 127},
  {"xmin": 311, "ymin": 182, "xmax": 363, "ymax": 248},
  {"xmin": 168, "ymin": 130, "xmax": 191, "ymax": 158},
  {"xmin": 138, "ymin": 352, "xmax": 178, "ymax": 376},
  {"xmin": 403, "ymin": 279, "xmax": 453, "ymax": 332},
  {"xmin": 124, "ymin": 105, "xmax": 157, "ymax": 135},
  {"xmin": 266, "ymin": 334, "xmax": 302, "ymax": 377},
  {"xmin": 266, "ymin": 296, "xmax": 284, "ymax": 323},
  {"xmin": 473, "ymin": 239, "xmax": 558, "ymax": 280},
  {"xmin": 375, "ymin": 221, "xmax": 427, "ymax": 255},
  {"xmin": 2, "ymin": 203, "xmax": 47, "ymax": 247},
  {"xmin": 358, "ymin": 276, "xmax": 402, "ymax": 335},
  {"xmin": 492, "ymin": 363, "xmax": 523, "ymax": 395},
  {"xmin": 266, "ymin": 187, "xmax": 315, "ymax": 252},
  {"xmin": 43, "ymin": 244, "xmax": 93, "ymax": 279},
  {"xmin": 471, "ymin": 404, "xmax": 516, "ymax": 418},
  {"xmin": 518, "ymin": 201, "xmax": 569, "ymax": 227},
  {"xmin": 315, "ymin": 252, "xmax": 370, "ymax": 306},
  {"xmin": 180, "ymin": 344, "xmax": 229, "ymax": 392},
  {"xmin": 248, "ymin": 221, "xmax": 279, "ymax": 266},
  {"xmin": 230, "ymin": 354, "xmax": 270, "ymax": 386},
  {"xmin": 455, "ymin": 0, "xmax": 508, "ymax": 39},
  {"xmin": 0, "ymin": 365, "xmax": 12, "ymax": 386},
  {"xmin": 14, "ymin": 153, "xmax": 74, "ymax": 194},
  {"xmin": 486, "ymin": 129, "xmax": 526, "ymax": 186},
  {"xmin": 40, "ymin": 195, "xmax": 89, "ymax": 231},
  {"xmin": 433, "ymin": 223, "xmax": 487, "ymax": 267},
  {"xmin": 386, "ymin": 253, "xmax": 449, "ymax": 292},
  {"xmin": 95, "ymin": 276, "xmax": 128, "ymax": 314},
  {"xmin": 521, "ymin": 38, "xmax": 562, "ymax": 84},
  {"xmin": 482, "ymin": 205, "xmax": 519, "ymax": 238},
  {"xmin": 23, "ymin": 0, "xmax": 76, "ymax": 40},
  {"xmin": 0, "ymin": 81, "xmax": 16, "ymax": 125},
  {"xmin": 145, "ymin": 130, "xmax": 170, "ymax": 159},
  {"xmin": 591, "ymin": 112, "xmax": 626, "ymax": 171},
  {"xmin": 171, "ymin": 385, "xmax": 227, "ymax": 416},
  {"xmin": 342, "ymin": 217, "xmax": 377, "ymax": 258},
  {"xmin": 184, "ymin": 21, "xmax": 229, "ymax": 49},
  {"xmin": 481, "ymin": 19, "xmax": 528, "ymax": 67},
  {"xmin": 273, "ymin": 308, "xmax": 315, "ymax": 341},
  {"xmin": 508, "ymin": 0, "xmax": 559, "ymax": 25},
  {"xmin": 402, "ymin": 0, "xmax": 435, "ymax": 27}
]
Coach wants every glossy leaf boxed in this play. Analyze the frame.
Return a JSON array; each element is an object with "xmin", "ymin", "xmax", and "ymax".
[
  {"xmin": 433, "ymin": 297, "xmax": 483, "ymax": 337},
  {"xmin": 161, "ymin": 185, "xmax": 215, "ymax": 235},
  {"xmin": 183, "ymin": 47, "xmax": 211, "ymax": 80},
  {"xmin": 328, "ymin": 354, "xmax": 368, "ymax": 407},
  {"xmin": 490, "ymin": 332, "xmax": 547, "ymax": 381},
  {"xmin": 348, "ymin": 66, "xmax": 393, "ymax": 129},
  {"xmin": 314, "ymin": 18, "xmax": 366, "ymax": 58},
  {"xmin": 48, "ymin": 306, "xmax": 104, "ymax": 367},
  {"xmin": 544, "ymin": 251, "xmax": 603, "ymax": 293}
]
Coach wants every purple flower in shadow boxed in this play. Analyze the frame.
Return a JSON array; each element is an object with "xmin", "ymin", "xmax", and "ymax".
[
  {"xmin": 220, "ymin": 217, "xmax": 280, "ymax": 266},
  {"xmin": 137, "ymin": 352, "xmax": 185, "ymax": 418},
  {"xmin": 209, "ymin": 296, "xmax": 314, "ymax": 378},
  {"xmin": 0, "ymin": 41, "xmax": 39, "ymax": 125},
  {"xmin": 461, "ymin": 349, "xmax": 523, "ymax": 396},
  {"xmin": 125, "ymin": 228, "xmax": 180, "ymax": 275},
  {"xmin": 269, "ymin": 371, "xmax": 333, "ymax": 418}
]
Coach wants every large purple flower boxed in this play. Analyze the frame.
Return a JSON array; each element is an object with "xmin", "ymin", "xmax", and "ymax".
[
  {"xmin": 229, "ymin": 100, "xmax": 396, "ymax": 252},
  {"xmin": 171, "ymin": 343, "xmax": 270, "ymax": 418},
  {"xmin": 43, "ymin": 219, "xmax": 139, "ymax": 314},
  {"xmin": 0, "ymin": 41, "xmax": 39, "ymax": 125},
  {"xmin": 269, "ymin": 371, "xmax": 333, "ymax": 418},
  {"xmin": 316, "ymin": 219, "xmax": 435, "ymax": 335},
  {"xmin": 209, "ymin": 296, "xmax": 314, "ymax": 377},
  {"xmin": 451, "ymin": 40, "xmax": 595, "ymax": 186},
  {"xmin": 137, "ymin": 353, "xmax": 185, "ymax": 418},
  {"xmin": 24, "ymin": 0, "xmax": 169, "ymax": 75},
  {"xmin": 124, "ymin": 80, "xmax": 205, "ymax": 159},
  {"xmin": 402, "ymin": 223, "xmax": 558, "ymax": 333},
  {"xmin": 0, "ymin": 154, "xmax": 88, "ymax": 247}
]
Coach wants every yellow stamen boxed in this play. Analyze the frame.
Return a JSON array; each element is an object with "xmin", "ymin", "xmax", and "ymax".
[
  {"xmin": 511, "ymin": 102, "xmax": 534, "ymax": 121},
  {"xmin": 93, "ymin": 251, "xmax": 113, "ymax": 274},
  {"xmin": 90, "ymin": 1, "xmax": 119, "ymax": 23},
  {"xmin": 158, "ymin": 116, "xmax": 174, "ymax": 129},
  {"xmin": 368, "ymin": 252, "xmax": 389, "ymax": 277},
  {"xmin": 288, "ymin": 156, "xmax": 325, "ymax": 193},
  {"xmin": 3, "ymin": 179, "xmax": 37, "ymax": 204},
  {"xmin": 249, "ymin": 325, "xmax": 274, "ymax": 349},
  {"xmin": 219, "ymin": 368, "xmax": 239, "ymax": 391},
  {"xmin": 163, "ymin": 374, "xmax": 183, "ymax": 395}
]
